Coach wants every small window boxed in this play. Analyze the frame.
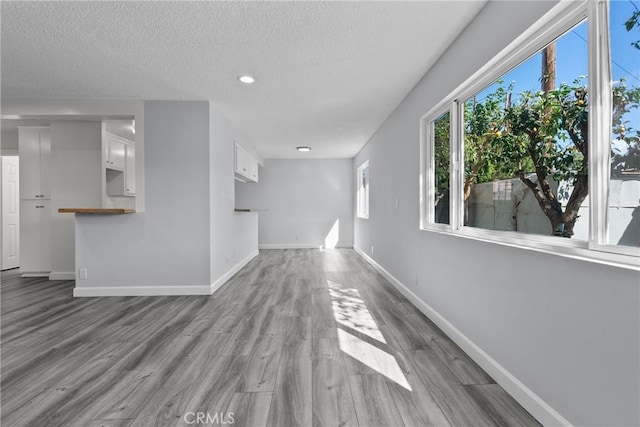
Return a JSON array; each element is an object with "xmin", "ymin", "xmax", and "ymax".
[
  {"xmin": 357, "ymin": 161, "xmax": 369, "ymax": 219},
  {"xmin": 425, "ymin": 111, "xmax": 451, "ymax": 226}
]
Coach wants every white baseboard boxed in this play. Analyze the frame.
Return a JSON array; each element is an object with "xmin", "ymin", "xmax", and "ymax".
[
  {"xmin": 353, "ymin": 246, "xmax": 571, "ymax": 427},
  {"xmin": 21, "ymin": 272, "xmax": 50, "ymax": 278},
  {"xmin": 259, "ymin": 243, "xmax": 321, "ymax": 249},
  {"xmin": 73, "ymin": 285, "xmax": 213, "ymax": 297},
  {"xmin": 259, "ymin": 243, "xmax": 353, "ymax": 250},
  {"xmin": 49, "ymin": 271, "xmax": 75, "ymax": 281},
  {"xmin": 74, "ymin": 250, "xmax": 260, "ymax": 297},
  {"xmin": 210, "ymin": 249, "xmax": 259, "ymax": 294}
]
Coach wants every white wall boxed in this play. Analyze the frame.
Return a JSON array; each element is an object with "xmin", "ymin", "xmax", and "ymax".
[
  {"xmin": 1, "ymin": 129, "xmax": 19, "ymax": 155},
  {"xmin": 209, "ymin": 107, "xmax": 259, "ymax": 289},
  {"xmin": 236, "ymin": 159, "xmax": 353, "ymax": 248},
  {"xmin": 75, "ymin": 101, "xmax": 212, "ymax": 293},
  {"xmin": 50, "ymin": 122, "xmax": 102, "ymax": 279},
  {"xmin": 354, "ymin": 1, "xmax": 639, "ymax": 426}
]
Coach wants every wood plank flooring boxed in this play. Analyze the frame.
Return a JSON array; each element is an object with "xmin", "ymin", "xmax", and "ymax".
[{"xmin": 1, "ymin": 249, "xmax": 540, "ymax": 426}]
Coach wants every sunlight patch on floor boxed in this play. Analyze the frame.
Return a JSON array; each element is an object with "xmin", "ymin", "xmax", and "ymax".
[
  {"xmin": 328, "ymin": 279, "xmax": 411, "ymax": 391},
  {"xmin": 328, "ymin": 280, "xmax": 386, "ymax": 344},
  {"xmin": 338, "ymin": 328, "xmax": 412, "ymax": 391}
]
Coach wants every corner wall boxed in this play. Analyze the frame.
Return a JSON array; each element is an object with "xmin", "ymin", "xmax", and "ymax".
[
  {"xmin": 50, "ymin": 121, "xmax": 102, "ymax": 279},
  {"xmin": 236, "ymin": 159, "xmax": 353, "ymax": 249},
  {"xmin": 75, "ymin": 101, "xmax": 212, "ymax": 294},
  {"xmin": 209, "ymin": 107, "xmax": 259, "ymax": 290},
  {"xmin": 353, "ymin": 1, "xmax": 640, "ymax": 425}
]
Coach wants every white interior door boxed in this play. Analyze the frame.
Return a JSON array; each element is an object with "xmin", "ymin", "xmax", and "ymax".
[{"xmin": 2, "ymin": 156, "xmax": 20, "ymax": 270}]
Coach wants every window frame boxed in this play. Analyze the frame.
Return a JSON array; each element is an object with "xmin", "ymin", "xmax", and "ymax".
[
  {"xmin": 419, "ymin": 0, "xmax": 640, "ymax": 269},
  {"xmin": 357, "ymin": 160, "xmax": 370, "ymax": 219},
  {"xmin": 421, "ymin": 106, "xmax": 454, "ymax": 232}
]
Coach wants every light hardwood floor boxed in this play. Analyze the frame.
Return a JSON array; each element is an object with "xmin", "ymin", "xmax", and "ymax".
[{"xmin": 1, "ymin": 249, "xmax": 540, "ymax": 427}]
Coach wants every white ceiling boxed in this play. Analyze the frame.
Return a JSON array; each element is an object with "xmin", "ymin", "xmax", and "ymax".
[{"xmin": 1, "ymin": 1, "xmax": 486, "ymax": 159}]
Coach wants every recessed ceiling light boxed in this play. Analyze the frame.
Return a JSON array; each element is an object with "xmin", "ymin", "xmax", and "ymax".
[
  {"xmin": 238, "ymin": 75, "xmax": 255, "ymax": 84},
  {"xmin": 296, "ymin": 146, "xmax": 312, "ymax": 152}
]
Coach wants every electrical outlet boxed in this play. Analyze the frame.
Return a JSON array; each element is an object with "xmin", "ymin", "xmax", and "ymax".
[
  {"xmin": 295, "ymin": 234, "xmax": 299, "ymax": 241},
  {"xmin": 79, "ymin": 268, "xmax": 88, "ymax": 280},
  {"xmin": 415, "ymin": 272, "xmax": 419, "ymax": 285},
  {"xmin": 371, "ymin": 245, "xmax": 375, "ymax": 255},
  {"xmin": 395, "ymin": 198, "xmax": 399, "ymax": 209}
]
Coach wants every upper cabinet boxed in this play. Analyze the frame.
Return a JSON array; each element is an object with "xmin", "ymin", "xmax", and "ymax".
[
  {"xmin": 124, "ymin": 144, "xmax": 136, "ymax": 195},
  {"xmin": 248, "ymin": 156, "xmax": 258, "ymax": 182},
  {"xmin": 235, "ymin": 143, "xmax": 259, "ymax": 183},
  {"xmin": 105, "ymin": 133, "xmax": 127, "ymax": 171},
  {"xmin": 18, "ymin": 126, "xmax": 51, "ymax": 200},
  {"xmin": 104, "ymin": 131, "xmax": 135, "ymax": 197}
]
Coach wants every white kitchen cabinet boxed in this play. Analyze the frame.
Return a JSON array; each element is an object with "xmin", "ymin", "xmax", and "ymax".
[
  {"xmin": 248, "ymin": 158, "xmax": 258, "ymax": 182},
  {"xmin": 18, "ymin": 127, "xmax": 51, "ymax": 200},
  {"xmin": 104, "ymin": 132, "xmax": 135, "ymax": 197},
  {"xmin": 18, "ymin": 127, "xmax": 53, "ymax": 276},
  {"xmin": 105, "ymin": 134, "xmax": 126, "ymax": 171},
  {"xmin": 235, "ymin": 144, "xmax": 249, "ymax": 178},
  {"xmin": 20, "ymin": 200, "xmax": 52, "ymax": 275},
  {"xmin": 234, "ymin": 143, "xmax": 259, "ymax": 183},
  {"xmin": 125, "ymin": 144, "xmax": 136, "ymax": 195}
]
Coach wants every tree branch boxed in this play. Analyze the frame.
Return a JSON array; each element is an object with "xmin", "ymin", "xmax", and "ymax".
[
  {"xmin": 525, "ymin": 133, "xmax": 560, "ymax": 209},
  {"xmin": 517, "ymin": 170, "xmax": 562, "ymax": 223}
]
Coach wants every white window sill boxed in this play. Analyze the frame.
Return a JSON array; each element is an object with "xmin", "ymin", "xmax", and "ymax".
[{"xmin": 420, "ymin": 226, "xmax": 640, "ymax": 272}]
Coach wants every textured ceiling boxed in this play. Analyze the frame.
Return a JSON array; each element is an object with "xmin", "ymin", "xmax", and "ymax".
[{"xmin": 1, "ymin": 1, "xmax": 486, "ymax": 159}]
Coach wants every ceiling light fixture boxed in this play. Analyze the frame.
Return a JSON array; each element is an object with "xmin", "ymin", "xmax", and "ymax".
[
  {"xmin": 296, "ymin": 146, "xmax": 312, "ymax": 152},
  {"xmin": 238, "ymin": 75, "xmax": 255, "ymax": 84}
]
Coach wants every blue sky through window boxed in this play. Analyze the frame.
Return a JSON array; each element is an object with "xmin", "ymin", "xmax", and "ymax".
[
  {"xmin": 472, "ymin": 20, "xmax": 589, "ymax": 103},
  {"xmin": 611, "ymin": 0, "xmax": 640, "ymax": 85},
  {"xmin": 469, "ymin": 1, "xmax": 639, "ymax": 150},
  {"xmin": 473, "ymin": 1, "xmax": 639, "ymax": 99}
]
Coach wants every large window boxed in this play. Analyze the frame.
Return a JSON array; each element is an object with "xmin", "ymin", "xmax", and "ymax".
[
  {"xmin": 461, "ymin": 20, "xmax": 590, "ymax": 239},
  {"xmin": 420, "ymin": 0, "xmax": 639, "ymax": 265},
  {"xmin": 357, "ymin": 161, "xmax": 369, "ymax": 219}
]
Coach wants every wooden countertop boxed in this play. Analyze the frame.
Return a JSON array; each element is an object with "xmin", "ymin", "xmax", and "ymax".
[
  {"xmin": 58, "ymin": 208, "xmax": 136, "ymax": 214},
  {"xmin": 234, "ymin": 208, "xmax": 267, "ymax": 212}
]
